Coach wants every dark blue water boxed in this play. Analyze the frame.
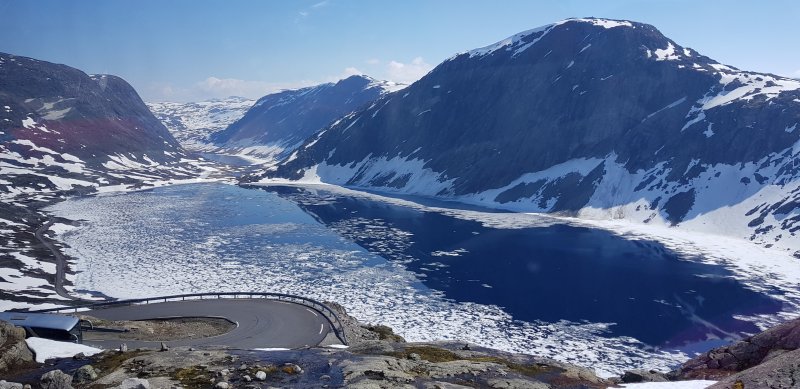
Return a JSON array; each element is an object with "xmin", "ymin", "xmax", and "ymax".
[{"xmin": 259, "ymin": 185, "xmax": 783, "ymax": 349}]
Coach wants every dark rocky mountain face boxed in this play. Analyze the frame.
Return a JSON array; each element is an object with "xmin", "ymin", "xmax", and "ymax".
[
  {"xmin": 0, "ymin": 51, "xmax": 200, "ymax": 203},
  {"xmin": 264, "ymin": 18, "xmax": 800, "ymax": 253},
  {"xmin": 210, "ymin": 75, "xmax": 397, "ymax": 159},
  {"xmin": 0, "ymin": 53, "xmax": 182, "ymax": 164}
]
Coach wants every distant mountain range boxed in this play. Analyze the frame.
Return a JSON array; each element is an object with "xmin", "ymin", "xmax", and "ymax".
[
  {"xmin": 147, "ymin": 75, "xmax": 400, "ymax": 162},
  {"xmin": 147, "ymin": 97, "xmax": 256, "ymax": 153},
  {"xmin": 208, "ymin": 75, "xmax": 400, "ymax": 161},
  {"xmin": 257, "ymin": 18, "xmax": 800, "ymax": 254}
]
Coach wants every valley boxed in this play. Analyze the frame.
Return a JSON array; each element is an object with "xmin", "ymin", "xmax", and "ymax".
[{"xmin": 1, "ymin": 15, "xmax": 800, "ymax": 385}]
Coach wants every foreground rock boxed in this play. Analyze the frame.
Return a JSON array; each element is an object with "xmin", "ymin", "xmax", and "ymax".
[
  {"xmin": 39, "ymin": 370, "xmax": 73, "ymax": 389},
  {"xmin": 12, "ymin": 305, "xmax": 800, "ymax": 388},
  {"xmin": 708, "ymin": 348, "xmax": 800, "ymax": 389},
  {"xmin": 673, "ymin": 317, "xmax": 800, "ymax": 380},
  {"xmin": 0, "ymin": 321, "xmax": 34, "ymax": 374},
  {"xmin": 2, "ymin": 342, "xmax": 607, "ymax": 389}
]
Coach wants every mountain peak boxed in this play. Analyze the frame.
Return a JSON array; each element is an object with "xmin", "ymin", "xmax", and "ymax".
[
  {"xmin": 461, "ymin": 17, "xmax": 672, "ymax": 61},
  {"xmin": 561, "ymin": 17, "xmax": 635, "ymax": 29}
]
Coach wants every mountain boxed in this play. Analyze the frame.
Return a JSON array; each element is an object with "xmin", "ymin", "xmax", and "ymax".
[
  {"xmin": 147, "ymin": 97, "xmax": 255, "ymax": 152},
  {"xmin": 0, "ymin": 52, "xmax": 204, "ymax": 197},
  {"xmin": 210, "ymin": 75, "xmax": 401, "ymax": 161},
  {"xmin": 261, "ymin": 18, "xmax": 800, "ymax": 254},
  {"xmin": 0, "ymin": 52, "xmax": 205, "ymax": 309}
]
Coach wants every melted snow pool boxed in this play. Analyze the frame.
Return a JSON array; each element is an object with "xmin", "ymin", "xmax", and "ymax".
[{"xmin": 48, "ymin": 183, "xmax": 786, "ymax": 376}]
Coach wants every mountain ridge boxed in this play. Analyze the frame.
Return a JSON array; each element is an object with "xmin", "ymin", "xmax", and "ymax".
[
  {"xmin": 257, "ymin": 17, "xmax": 800, "ymax": 254},
  {"xmin": 209, "ymin": 74, "xmax": 400, "ymax": 161}
]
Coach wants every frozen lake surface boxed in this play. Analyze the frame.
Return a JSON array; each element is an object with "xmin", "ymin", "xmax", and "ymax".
[{"xmin": 48, "ymin": 183, "xmax": 786, "ymax": 376}]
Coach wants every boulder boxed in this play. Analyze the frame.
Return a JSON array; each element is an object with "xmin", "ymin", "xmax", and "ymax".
[
  {"xmin": 115, "ymin": 378, "xmax": 150, "ymax": 389},
  {"xmin": 620, "ymin": 369, "xmax": 669, "ymax": 383},
  {"xmin": 40, "ymin": 370, "xmax": 73, "ymax": 389},
  {"xmin": 281, "ymin": 363, "xmax": 302, "ymax": 374},
  {"xmin": 254, "ymin": 371, "xmax": 267, "ymax": 381},
  {"xmin": 426, "ymin": 360, "xmax": 499, "ymax": 379},
  {"xmin": 341, "ymin": 356, "xmax": 415, "ymax": 384},
  {"xmin": 486, "ymin": 378, "xmax": 549, "ymax": 389},
  {"xmin": 72, "ymin": 365, "xmax": 98, "ymax": 384},
  {"xmin": 0, "ymin": 321, "xmax": 34, "ymax": 373},
  {"xmin": 0, "ymin": 381, "xmax": 23, "ymax": 389},
  {"xmin": 424, "ymin": 383, "xmax": 472, "ymax": 389}
]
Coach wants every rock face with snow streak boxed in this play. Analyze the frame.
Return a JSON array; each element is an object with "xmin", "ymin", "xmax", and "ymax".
[
  {"xmin": 264, "ymin": 18, "xmax": 800, "ymax": 254},
  {"xmin": 210, "ymin": 75, "xmax": 399, "ymax": 160},
  {"xmin": 0, "ymin": 52, "xmax": 182, "ymax": 164},
  {"xmin": 0, "ymin": 52, "xmax": 202, "ymax": 199}
]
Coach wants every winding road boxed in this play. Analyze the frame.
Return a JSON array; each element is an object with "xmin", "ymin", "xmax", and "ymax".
[
  {"xmin": 32, "ymin": 217, "xmax": 338, "ymax": 350},
  {"xmin": 34, "ymin": 218, "xmax": 78, "ymax": 301},
  {"xmin": 81, "ymin": 299, "xmax": 333, "ymax": 349}
]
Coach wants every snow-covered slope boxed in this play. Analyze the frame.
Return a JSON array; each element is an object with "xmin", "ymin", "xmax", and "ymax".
[
  {"xmin": 263, "ymin": 18, "xmax": 800, "ymax": 255},
  {"xmin": 0, "ymin": 52, "xmax": 213, "ymax": 310},
  {"xmin": 210, "ymin": 75, "xmax": 400, "ymax": 162},
  {"xmin": 147, "ymin": 97, "xmax": 255, "ymax": 152}
]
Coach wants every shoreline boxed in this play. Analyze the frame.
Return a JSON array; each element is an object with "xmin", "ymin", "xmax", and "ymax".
[
  {"xmin": 251, "ymin": 179, "xmax": 800, "ymax": 330},
  {"xmin": 10, "ymin": 176, "xmax": 800, "ymax": 376}
]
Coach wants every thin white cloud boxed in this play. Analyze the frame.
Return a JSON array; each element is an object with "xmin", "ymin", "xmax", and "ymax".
[
  {"xmin": 386, "ymin": 57, "xmax": 433, "ymax": 84},
  {"xmin": 343, "ymin": 67, "xmax": 364, "ymax": 76},
  {"xmin": 144, "ymin": 77, "xmax": 318, "ymax": 102},
  {"xmin": 297, "ymin": 0, "xmax": 330, "ymax": 19},
  {"xmin": 366, "ymin": 58, "xmax": 381, "ymax": 65}
]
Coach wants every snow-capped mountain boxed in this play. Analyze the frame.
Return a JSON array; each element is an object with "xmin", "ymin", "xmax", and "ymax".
[
  {"xmin": 147, "ymin": 97, "xmax": 255, "ymax": 152},
  {"xmin": 0, "ymin": 52, "xmax": 209, "ymax": 309},
  {"xmin": 210, "ymin": 75, "xmax": 401, "ymax": 161},
  {"xmin": 262, "ymin": 18, "xmax": 800, "ymax": 254}
]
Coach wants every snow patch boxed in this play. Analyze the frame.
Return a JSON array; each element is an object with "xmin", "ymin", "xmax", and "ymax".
[
  {"xmin": 694, "ymin": 69, "xmax": 800, "ymax": 111},
  {"xmin": 26, "ymin": 337, "xmax": 102, "ymax": 363},
  {"xmin": 703, "ymin": 123, "xmax": 715, "ymax": 138},
  {"xmin": 654, "ymin": 42, "xmax": 680, "ymax": 61},
  {"xmin": 570, "ymin": 18, "xmax": 633, "ymax": 29},
  {"xmin": 621, "ymin": 381, "xmax": 715, "ymax": 389}
]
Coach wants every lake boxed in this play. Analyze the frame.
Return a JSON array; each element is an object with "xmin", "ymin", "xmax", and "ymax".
[{"xmin": 47, "ymin": 182, "xmax": 784, "ymax": 375}]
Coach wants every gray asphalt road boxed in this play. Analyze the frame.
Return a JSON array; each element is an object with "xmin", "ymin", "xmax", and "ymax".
[
  {"xmin": 82, "ymin": 299, "xmax": 331, "ymax": 350},
  {"xmin": 35, "ymin": 218, "xmax": 78, "ymax": 301}
]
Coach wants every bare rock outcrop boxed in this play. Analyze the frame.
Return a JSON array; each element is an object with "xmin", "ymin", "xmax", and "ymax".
[
  {"xmin": 708, "ymin": 348, "xmax": 800, "ymax": 389},
  {"xmin": 39, "ymin": 370, "xmax": 73, "ymax": 389},
  {"xmin": 0, "ymin": 320, "xmax": 34, "ymax": 374},
  {"xmin": 673, "ymin": 317, "xmax": 800, "ymax": 379}
]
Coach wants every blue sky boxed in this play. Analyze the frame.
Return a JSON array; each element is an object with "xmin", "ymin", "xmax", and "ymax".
[{"xmin": 1, "ymin": 0, "xmax": 798, "ymax": 102}]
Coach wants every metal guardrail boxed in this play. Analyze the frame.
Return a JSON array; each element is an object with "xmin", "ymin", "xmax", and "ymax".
[{"xmin": 24, "ymin": 292, "xmax": 348, "ymax": 345}]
